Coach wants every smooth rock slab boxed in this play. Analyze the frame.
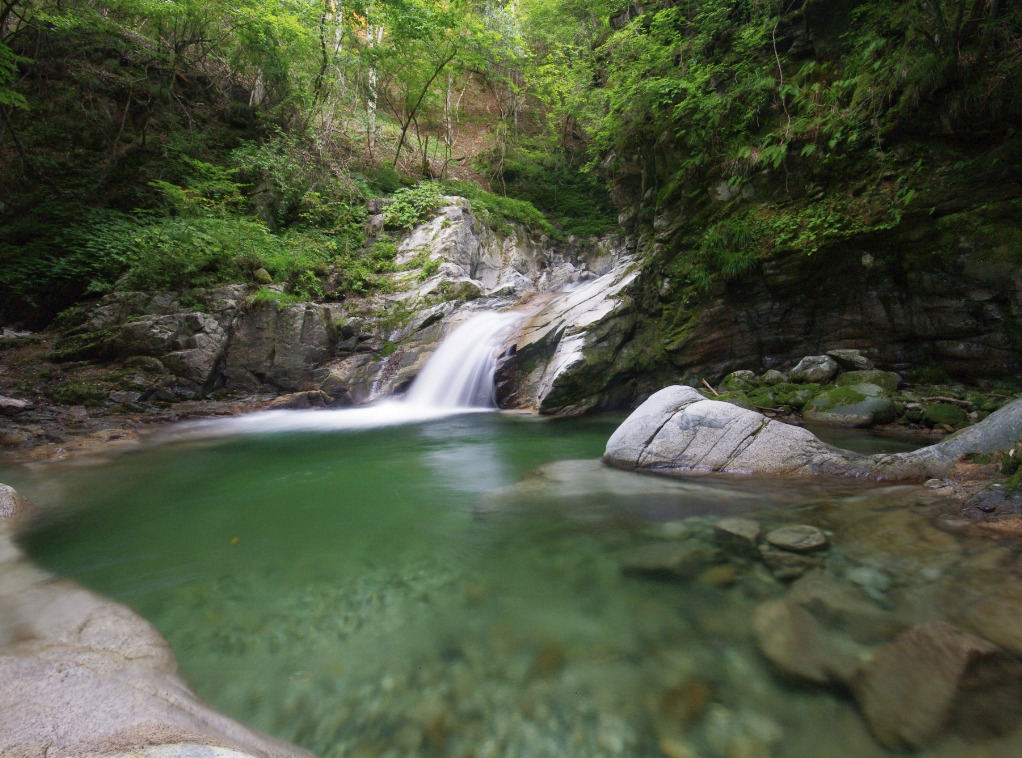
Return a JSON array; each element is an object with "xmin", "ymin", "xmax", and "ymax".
[
  {"xmin": 603, "ymin": 385, "xmax": 1022, "ymax": 482},
  {"xmin": 0, "ymin": 484, "xmax": 312, "ymax": 758},
  {"xmin": 764, "ymin": 525, "xmax": 828, "ymax": 553},
  {"xmin": 853, "ymin": 622, "xmax": 1022, "ymax": 750}
]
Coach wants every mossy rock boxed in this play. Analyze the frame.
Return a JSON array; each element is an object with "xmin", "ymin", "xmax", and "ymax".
[
  {"xmin": 770, "ymin": 382, "xmax": 820, "ymax": 409},
  {"xmin": 721, "ymin": 370, "xmax": 756, "ymax": 392},
  {"xmin": 804, "ymin": 383, "xmax": 896, "ymax": 427},
  {"xmin": 923, "ymin": 402, "xmax": 969, "ymax": 430},
  {"xmin": 836, "ymin": 370, "xmax": 902, "ymax": 393},
  {"xmin": 713, "ymin": 391, "xmax": 758, "ymax": 411}
]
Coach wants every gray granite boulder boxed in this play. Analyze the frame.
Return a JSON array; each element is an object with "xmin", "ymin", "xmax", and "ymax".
[
  {"xmin": 603, "ymin": 386, "xmax": 868, "ymax": 477},
  {"xmin": 603, "ymin": 385, "xmax": 1022, "ymax": 481},
  {"xmin": 788, "ymin": 355, "xmax": 839, "ymax": 384},
  {"xmin": 827, "ymin": 349, "xmax": 874, "ymax": 371}
]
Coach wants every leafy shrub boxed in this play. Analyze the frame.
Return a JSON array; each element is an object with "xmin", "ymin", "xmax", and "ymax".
[{"xmin": 384, "ymin": 182, "xmax": 445, "ymax": 229}]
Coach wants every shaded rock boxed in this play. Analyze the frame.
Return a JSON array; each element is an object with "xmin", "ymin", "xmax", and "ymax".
[
  {"xmin": 221, "ymin": 302, "xmax": 333, "ymax": 392},
  {"xmin": 0, "ymin": 396, "xmax": 34, "ymax": 416},
  {"xmin": 760, "ymin": 369, "xmax": 788, "ymax": 386},
  {"xmin": 962, "ymin": 483, "xmax": 1022, "ymax": 515},
  {"xmin": 827, "ymin": 349, "xmax": 874, "ymax": 371},
  {"xmin": 764, "ymin": 525, "xmax": 829, "ymax": 553},
  {"xmin": 923, "ymin": 402, "xmax": 969, "ymax": 430},
  {"xmin": 853, "ymin": 622, "xmax": 1022, "ymax": 750},
  {"xmin": 619, "ymin": 542, "xmax": 721, "ymax": 579},
  {"xmin": 266, "ymin": 391, "xmax": 332, "ymax": 410},
  {"xmin": 803, "ymin": 383, "xmax": 896, "ymax": 427},
  {"xmin": 758, "ymin": 546, "xmax": 824, "ymax": 580},
  {"xmin": 789, "ymin": 355, "xmax": 839, "ymax": 384},
  {"xmin": 721, "ymin": 370, "xmax": 756, "ymax": 392},
  {"xmin": 713, "ymin": 517, "xmax": 762, "ymax": 556},
  {"xmin": 835, "ymin": 370, "xmax": 901, "ymax": 392}
]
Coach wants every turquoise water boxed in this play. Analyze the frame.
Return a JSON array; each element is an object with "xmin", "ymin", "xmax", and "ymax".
[{"xmin": 5, "ymin": 412, "xmax": 1022, "ymax": 758}]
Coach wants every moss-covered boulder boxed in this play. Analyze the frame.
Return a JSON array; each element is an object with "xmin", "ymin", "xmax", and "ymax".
[
  {"xmin": 836, "ymin": 370, "xmax": 902, "ymax": 393},
  {"xmin": 803, "ymin": 383, "xmax": 897, "ymax": 427},
  {"xmin": 923, "ymin": 402, "xmax": 970, "ymax": 430}
]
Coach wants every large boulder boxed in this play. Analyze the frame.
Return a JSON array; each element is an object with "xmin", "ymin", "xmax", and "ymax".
[
  {"xmin": 603, "ymin": 386, "xmax": 868, "ymax": 477},
  {"xmin": 788, "ymin": 355, "xmax": 839, "ymax": 384},
  {"xmin": 603, "ymin": 385, "xmax": 1022, "ymax": 482}
]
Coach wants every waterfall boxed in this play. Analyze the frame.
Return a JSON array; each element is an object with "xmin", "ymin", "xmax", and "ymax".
[
  {"xmin": 405, "ymin": 312, "xmax": 520, "ymax": 409},
  {"xmin": 185, "ymin": 311, "xmax": 521, "ymax": 435}
]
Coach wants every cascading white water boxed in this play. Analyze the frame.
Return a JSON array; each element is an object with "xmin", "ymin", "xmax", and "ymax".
[
  {"xmin": 184, "ymin": 311, "xmax": 522, "ymax": 435},
  {"xmin": 405, "ymin": 312, "xmax": 520, "ymax": 409}
]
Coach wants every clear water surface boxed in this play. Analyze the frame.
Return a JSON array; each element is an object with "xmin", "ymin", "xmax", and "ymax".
[{"xmin": 4, "ymin": 411, "xmax": 1021, "ymax": 758}]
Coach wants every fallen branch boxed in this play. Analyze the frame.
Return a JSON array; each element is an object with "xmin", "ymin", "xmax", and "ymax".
[
  {"xmin": 919, "ymin": 396, "xmax": 973, "ymax": 407},
  {"xmin": 701, "ymin": 378, "xmax": 719, "ymax": 396}
]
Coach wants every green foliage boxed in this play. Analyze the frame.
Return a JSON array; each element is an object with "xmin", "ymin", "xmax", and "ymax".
[
  {"xmin": 0, "ymin": 42, "xmax": 29, "ymax": 109},
  {"xmin": 384, "ymin": 182, "xmax": 445, "ymax": 229},
  {"xmin": 698, "ymin": 219, "xmax": 761, "ymax": 281},
  {"xmin": 480, "ymin": 141, "xmax": 615, "ymax": 237},
  {"xmin": 333, "ymin": 237, "xmax": 397, "ymax": 295},
  {"xmin": 438, "ymin": 179, "xmax": 558, "ymax": 238}
]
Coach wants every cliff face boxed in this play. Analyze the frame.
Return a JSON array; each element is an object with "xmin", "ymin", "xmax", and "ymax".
[{"xmin": 606, "ymin": 112, "xmax": 1022, "ymax": 389}]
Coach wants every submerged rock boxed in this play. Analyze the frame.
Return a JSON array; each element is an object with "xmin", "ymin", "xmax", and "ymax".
[
  {"xmin": 764, "ymin": 525, "xmax": 828, "ymax": 553},
  {"xmin": 853, "ymin": 622, "xmax": 1022, "ymax": 750}
]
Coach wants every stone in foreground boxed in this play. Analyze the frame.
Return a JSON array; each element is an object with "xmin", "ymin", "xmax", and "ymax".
[{"xmin": 853, "ymin": 622, "xmax": 1022, "ymax": 750}]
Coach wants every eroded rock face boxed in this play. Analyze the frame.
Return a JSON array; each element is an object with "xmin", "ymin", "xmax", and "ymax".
[
  {"xmin": 497, "ymin": 257, "xmax": 641, "ymax": 414},
  {"xmin": 0, "ymin": 483, "xmax": 312, "ymax": 758},
  {"xmin": 221, "ymin": 302, "xmax": 335, "ymax": 392},
  {"xmin": 603, "ymin": 385, "xmax": 1022, "ymax": 481}
]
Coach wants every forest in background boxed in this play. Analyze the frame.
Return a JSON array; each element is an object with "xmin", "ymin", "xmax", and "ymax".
[{"xmin": 1, "ymin": 0, "xmax": 1020, "ymax": 325}]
